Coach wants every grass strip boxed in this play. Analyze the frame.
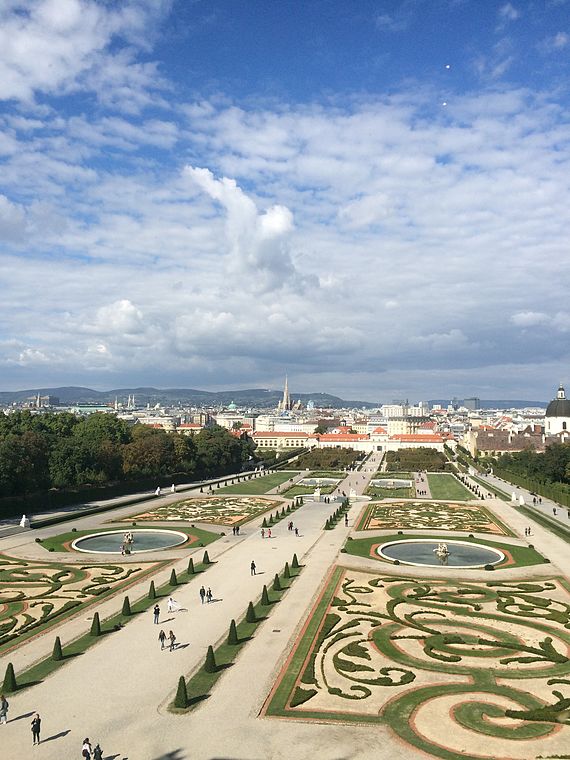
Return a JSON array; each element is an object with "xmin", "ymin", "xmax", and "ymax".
[
  {"xmin": 426, "ymin": 473, "xmax": 473, "ymax": 501},
  {"xmin": 6, "ymin": 560, "xmax": 212, "ymax": 694},
  {"xmin": 171, "ymin": 561, "xmax": 303, "ymax": 712},
  {"xmin": 469, "ymin": 475, "xmax": 511, "ymax": 501}
]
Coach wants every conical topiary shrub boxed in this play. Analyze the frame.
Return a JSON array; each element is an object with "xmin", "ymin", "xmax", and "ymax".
[
  {"xmin": 90, "ymin": 612, "xmax": 101, "ymax": 636},
  {"xmin": 148, "ymin": 581, "xmax": 156, "ymax": 599},
  {"xmin": 122, "ymin": 596, "xmax": 132, "ymax": 616},
  {"xmin": 246, "ymin": 601, "xmax": 256, "ymax": 623},
  {"xmin": 52, "ymin": 636, "xmax": 63, "ymax": 661},
  {"xmin": 261, "ymin": 584, "xmax": 270, "ymax": 606},
  {"xmin": 292, "ymin": 553, "xmax": 299, "ymax": 569},
  {"xmin": 286, "ymin": 505, "xmax": 291, "ymax": 513},
  {"xmin": 262, "ymin": 517, "xmax": 268, "ymax": 528},
  {"xmin": 273, "ymin": 574, "xmax": 282, "ymax": 592},
  {"xmin": 284, "ymin": 562, "xmax": 290, "ymax": 579},
  {"xmin": 187, "ymin": 557, "xmax": 195, "ymax": 575},
  {"xmin": 2, "ymin": 662, "xmax": 17, "ymax": 692},
  {"xmin": 204, "ymin": 645, "xmax": 217, "ymax": 673},
  {"xmin": 174, "ymin": 675, "xmax": 188, "ymax": 708},
  {"xmin": 169, "ymin": 569, "xmax": 178, "ymax": 586},
  {"xmin": 228, "ymin": 619, "xmax": 238, "ymax": 645},
  {"xmin": 281, "ymin": 507, "xmax": 286, "ymax": 517},
  {"xmin": 203, "ymin": 550, "xmax": 210, "ymax": 565}
]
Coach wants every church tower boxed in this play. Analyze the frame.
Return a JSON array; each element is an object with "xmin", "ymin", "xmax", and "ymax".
[{"xmin": 277, "ymin": 375, "xmax": 292, "ymax": 412}]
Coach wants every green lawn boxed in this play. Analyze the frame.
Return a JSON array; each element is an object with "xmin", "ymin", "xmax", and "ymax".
[
  {"xmin": 342, "ymin": 533, "xmax": 546, "ymax": 568},
  {"xmin": 218, "ymin": 471, "xmax": 297, "ymax": 495},
  {"xmin": 427, "ymin": 473, "xmax": 473, "ymax": 501}
]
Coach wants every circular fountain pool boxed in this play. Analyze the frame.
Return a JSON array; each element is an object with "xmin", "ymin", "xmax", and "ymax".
[
  {"xmin": 377, "ymin": 539, "xmax": 505, "ymax": 568},
  {"xmin": 72, "ymin": 529, "xmax": 188, "ymax": 554}
]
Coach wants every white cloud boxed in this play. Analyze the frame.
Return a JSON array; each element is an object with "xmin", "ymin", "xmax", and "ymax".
[
  {"xmin": 0, "ymin": 0, "xmax": 170, "ymax": 106},
  {"xmin": 511, "ymin": 311, "xmax": 550, "ymax": 327},
  {"xmin": 499, "ymin": 3, "xmax": 520, "ymax": 22}
]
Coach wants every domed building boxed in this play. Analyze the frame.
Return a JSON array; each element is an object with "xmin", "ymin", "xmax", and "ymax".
[{"xmin": 545, "ymin": 384, "xmax": 570, "ymax": 435}]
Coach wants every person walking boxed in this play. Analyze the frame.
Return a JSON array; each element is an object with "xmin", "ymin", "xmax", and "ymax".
[
  {"xmin": 82, "ymin": 738, "xmax": 93, "ymax": 758},
  {"xmin": 0, "ymin": 694, "xmax": 8, "ymax": 725},
  {"xmin": 158, "ymin": 629, "xmax": 167, "ymax": 650},
  {"xmin": 206, "ymin": 587, "xmax": 212, "ymax": 603},
  {"xmin": 93, "ymin": 744, "xmax": 103, "ymax": 760},
  {"xmin": 153, "ymin": 604, "xmax": 160, "ymax": 624},
  {"xmin": 31, "ymin": 713, "xmax": 41, "ymax": 745},
  {"xmin": 168, "ymin": 630, "xmax": 177, "ymax": 651},
  {"xmin": 261, "ymin": 528, "xmax": 265, "ymax": 539},
  {"xmin": 250, "ymin": 560, "xmax": 256, "ymax": 576},
  {"xmin": 267, "ymin": 528, "xmax": 272, "ymax": 539},
  {"xmin": 199, "ymin": 586, "xmax": 206, "ymax": 604}
]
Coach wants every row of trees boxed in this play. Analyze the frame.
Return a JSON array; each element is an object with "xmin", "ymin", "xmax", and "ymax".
[
  {"xmin": 494, "ymin": 444, "xmax": 570, "ymax": 485},
  {"xmin": 0, "ymin": 411, "xmax": 256, "ymax": 498}
]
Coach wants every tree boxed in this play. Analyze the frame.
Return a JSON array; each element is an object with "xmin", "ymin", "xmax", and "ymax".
[
  {"xmin": 203, "ymin": 645, "xmax": 217, "ymax": 673},
  {"xmin": 2, "ymin": 662, "xmax": 17, "ymax": 692},
  {"xmin": 174, "ymin": 676, "xmax": 188, "ymax": 708},
  {"xmin": 52, "ymin": 636, "xmax": 63, "ymax": 661}
]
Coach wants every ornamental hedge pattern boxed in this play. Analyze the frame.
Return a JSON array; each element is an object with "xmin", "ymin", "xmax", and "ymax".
[{"xmin": 265, "ymin": 566, "xmax": 570, "ymax": 760}]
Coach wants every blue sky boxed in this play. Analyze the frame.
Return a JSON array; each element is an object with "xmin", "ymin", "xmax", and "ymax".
[{"xmin": 1, "ymin": 0, "xmax": 569, "ymax": 402}]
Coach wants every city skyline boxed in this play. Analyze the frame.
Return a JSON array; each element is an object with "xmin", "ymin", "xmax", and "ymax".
[{"xmin": 1, "ymin": 1, "xmax": 570, "ymax": 399}]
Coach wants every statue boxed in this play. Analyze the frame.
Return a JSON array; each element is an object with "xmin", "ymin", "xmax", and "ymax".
[
  {"xmin": 19, "ymin": 514, "xmax": 31, "ymax": 529},
  {"xmin": 313, "ymin": 487, "xmax": 321, "ymax": 502}
]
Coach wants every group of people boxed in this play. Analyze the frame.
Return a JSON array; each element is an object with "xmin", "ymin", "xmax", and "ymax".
[
  {"xmin": 158, "ymin": 629, "xmax": 177, "ymax": 651},
  {"xmin": 524, "ymin": 527, "xmax": 533, "ymax": 536},
  {"xmin": 199, "ymin": 585, "xmax": 213, "ymax": 604},
  {"xmin": 231, "ymin": 525, "xmax": 241, "ymax": 535}
]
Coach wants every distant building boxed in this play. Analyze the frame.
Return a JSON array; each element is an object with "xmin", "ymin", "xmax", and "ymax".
[
  {"xmin": 463, "ymin": 397, "xmax": 481, "ymax": 411},
  {"xmin": 545, "ymin": 384, "xmax": 570, "ymax": 435}
]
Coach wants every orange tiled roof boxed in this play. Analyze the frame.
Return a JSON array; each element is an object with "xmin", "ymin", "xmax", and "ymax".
[{"xmin": 389, "ymin": 434, "xmax": 444, "ymax": 442}]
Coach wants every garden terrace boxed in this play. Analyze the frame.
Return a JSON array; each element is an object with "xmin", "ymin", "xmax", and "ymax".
[
  {"xmin": 121, "ymin": 495, "xmax": 283, "ymax": 526},
  {"xmin": 355, "ymin": 500, "xmax": 513, "ymax": 534},
  {"xmin": 265, "ymin": 566, "xmax": 570, "ymax": 760}
]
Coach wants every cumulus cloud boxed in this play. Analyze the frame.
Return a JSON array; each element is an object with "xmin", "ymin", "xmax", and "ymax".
[
  {"xmin": 0, "ymin": 0, "xmax": 170, "ymax": 105},
  {"xmin": 185, "ymin": 166, "xmax": 312, "ymax": 292}
]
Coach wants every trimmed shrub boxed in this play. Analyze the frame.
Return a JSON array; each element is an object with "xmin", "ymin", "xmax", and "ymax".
[
  {"xmin": 261, "ymin": 585, "xmax": 270, "ymax": 606},
  {"xmin": 273, "ymin": 574, "xmax": 282, "ymax": 592},
  {"xmin": 284, "ymin": 562, "xmax": 290, "ymax": 579},
  {"xmin": 148, "ymin": 581, "xmax": 156, "ymax": 599},
  {"xmin": 484, "ymin": 564, "xmax": 495, "ymax": 571},
  {"xmin": 262, "ymin": 517, "xmax": 268, "ymax": 528},
  {"xmin": 246, "ymin": 601, "xmax": 256, "ymax": 623},
  {"xmin": 174, "ymin": 676, "xmax": 188, "ymax": 708},
  {"xmin": 203, "ymin": 550, "xmax": 211, "ymax": 565},
  {"xmin": 2, "ymin": 662, "xmax": 17, "ymax": 693},
  {"xmin": 204, "ymin": 645, "xmax": 217, "ymax": 673},
  {"xmin": 90, "ymin": 612, "xmax": 102, "ymax": 636},
  {"xmin": 228, "ymin": 619, "xmax": 238, "ymax": 645},
  {"xmin": 52, "ymin": 636, "xmax": 63, "ymax": 661},
  {"xmin": 292, "ymin": 553, "xmax": 299, "ymax": 568},
  {"xmin": 187, "ymin": 558, "xmax": 195, "ymax": 575},
  {"xmin": 169, "ymin": 569, "xmax": 178, "ymax": 586},
  {"xmin": 122, "ymin": 596, "xmax": 132, "ymax": 616}
]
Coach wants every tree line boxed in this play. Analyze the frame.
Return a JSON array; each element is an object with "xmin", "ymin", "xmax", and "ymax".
[{"xmin": 0, "ymin": 411, "xmax": 256, "ymax": 499}]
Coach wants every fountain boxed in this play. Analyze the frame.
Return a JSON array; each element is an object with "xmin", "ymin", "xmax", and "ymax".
[
  {"xmin": 72, "ymin": 529, "xmax": 188, "ymax": 554},
  {"xmin": 377, "ymin": 538, "xmax": 504, "ymax": 568}
]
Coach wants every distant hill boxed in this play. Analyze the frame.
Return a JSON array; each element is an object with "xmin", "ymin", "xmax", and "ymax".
[{"xmin": 0, "ymin": 386, "xmax": 377, "ymax": 409}]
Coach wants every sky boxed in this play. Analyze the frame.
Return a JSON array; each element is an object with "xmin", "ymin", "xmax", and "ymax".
[{"xmin": 1, "ymin": 0, "xmax": 569, "ymax": 403}]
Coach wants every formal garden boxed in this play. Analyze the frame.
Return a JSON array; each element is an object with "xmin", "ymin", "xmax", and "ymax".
[
  {"xmin": 0, "ymin": 553, "xmax": 168, "ymax": 654},
  {"xmin": 355, "ymin": 500, "xmax": 512, "ymax": 534},
  {"xmin": 121, "ymin": 495, "xmax": 283, "ymax": 526},
  {"xmin": 265, "ymin": 566, "xmax": 570, "ymax": 760}
]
